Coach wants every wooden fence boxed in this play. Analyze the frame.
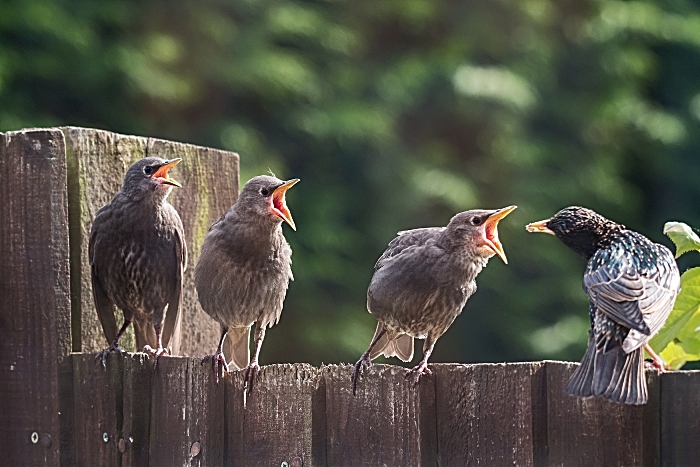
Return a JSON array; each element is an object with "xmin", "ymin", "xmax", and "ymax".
[{"xmin": 2, "ymin": 128, "xmax": 700, "ymax": 466}]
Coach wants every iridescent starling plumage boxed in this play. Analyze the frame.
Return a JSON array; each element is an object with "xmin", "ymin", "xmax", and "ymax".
[
  {"xmin": 527, "ymin": 206, "xmax": 680, "ymax": 404},
  {"xmin": 352, "ymin": 206, "xmax": 516, "ymax": 395}
]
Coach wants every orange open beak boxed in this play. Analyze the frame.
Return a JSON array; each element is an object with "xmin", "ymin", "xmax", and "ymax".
[
  {"xmin": 271, "ymin": 178, "xmax": 299, "ymax": 230},
  {"xmin": 153, "ymin": 158, "xmax": 182, "ymax": 187},
  {"xmin": 525, "ymin": 219, "xmax": 555, "ymax": 235},
  {"xmin": 484, "ymin": 205, "xmax": 517, "ymax": 264}
]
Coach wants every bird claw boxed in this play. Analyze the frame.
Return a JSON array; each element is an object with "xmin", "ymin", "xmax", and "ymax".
[
  {"xmin": 244, "ymin": 362, "xmax": 260, "ymax": 394},
  {"xmin": 95, "ymin": 343, "xmax": 127, "ymax": 369},
  {"xmin": 143, "ymin": 345, "xmax": 169, "ymax": 371},
  {"xmin": 201, "ymin": 352, "xmax": 229, "ymax": 384},
  {"xmin": 351, "ymin": 355, "xmax": 372, "ymax": 396},
  {"xmin": 405, "ymin": 362, "xmax": 431, "ymax": 386},
  {"xmin": 644, "ymin": 359, "xmax": 667, "ymax": 373}
]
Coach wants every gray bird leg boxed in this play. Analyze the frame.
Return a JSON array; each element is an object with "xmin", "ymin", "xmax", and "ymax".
[
  {"xmin": 245, "ymin": 324, "xmax": 266, "ymax": 394},
  {"xmin": 143, "ymin": 321, "xmax": 169, "ymax": 370},
  {"xmin": 405, "ymin": 335, "xmax": 436, "ymax": 386},
  {"xmin": 95, "ymin": 319, "xmax": 131, "ymax": 369},
  {"xmin": 351, "ymin": 326, "xmax": 388, "ymax": 395},
  {"xmin": 201, "ymin": 327, "xmax": 229, "ymax": 384}
]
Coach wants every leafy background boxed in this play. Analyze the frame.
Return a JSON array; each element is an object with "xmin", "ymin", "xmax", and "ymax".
[{"xmin": 3, "ymin": 0, "xmax": 700, "ymax": 367}]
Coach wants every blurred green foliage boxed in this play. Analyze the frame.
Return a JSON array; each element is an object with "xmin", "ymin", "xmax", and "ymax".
[{"xmin": 2, "ymin": 0, "xmax": 700, "ymax": 367}]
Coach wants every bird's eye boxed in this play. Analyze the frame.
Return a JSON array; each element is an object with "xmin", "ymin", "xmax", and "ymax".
[
  {"xmin": 143, "ymin": 166, "xmax": 154, "ymax": 176},
  {"xmin": 471, "ymin": 217, "xmax": 483, "ymax": 226},
  {"xmin": 260, "ymin": 187, "xmax": 270, "ymax": 196}
]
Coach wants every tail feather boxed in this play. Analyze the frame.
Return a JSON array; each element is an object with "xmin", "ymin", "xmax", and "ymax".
[
  {"xmin": 224, "ymin": 327, "xmax": 250, "ymax": 370},
  {"xmin": 369, "ymin": 324, "xmax": 414, "ymax": 362},
  {"xmin": 566, "ymin": 331, "xmax": 647, "ymax": 405}
]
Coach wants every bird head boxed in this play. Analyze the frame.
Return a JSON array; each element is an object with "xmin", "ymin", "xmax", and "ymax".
[
  {"xmin": 446, "ymin": 205, "xmax": 517, "ymax": 263},
  {"xmin": 122, "ymin": 157, "xmax": 182, "ymax": 199},
  {"xmin": 237, "ymin": 175, "xmax": 299, "ymax": 230},
  {"xmin": 526, "ymin": 206, "xmax": 624, "ymax": 259}
]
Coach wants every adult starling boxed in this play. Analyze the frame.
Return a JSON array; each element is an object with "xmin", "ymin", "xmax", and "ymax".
[
  {"xmin": 90, "ymin": 157, "xmax": 187, "ymax": 370},
  {"xmin": 527, "ymin": 206, "xmax": 680, "ymax": 404},
  {"xmin": 352, "ymin": 206, "xmax": 517, "ymax": 394},
  {"xmin": 195, "ymin": 175, "xmax": 298, "ymax": 390}
]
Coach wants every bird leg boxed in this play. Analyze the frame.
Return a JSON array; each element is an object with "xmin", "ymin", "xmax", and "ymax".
[
  {"xmin": 143, "ymin": 321, "xmax": 169, "ymax": 371},
  {"xmin": 405, "ymin": 337, "xmax": 435, "ymax": 386},
  {"xmin": 95, "ymin": 319, "xmax": 131, "ymax": 369},
  {"xmin": 351, "ymin": 326, "xmax": 387, "ymax": 395},
  {"xmin": 201, "ymin": 328, "xmax": 229, "ymax": 384},
  {"xmin": 644, "ymin": 343, "xmax": 667, "ymax": 372},
  {"xmin": 245, "ymin": 325, "xmax": 265, "ymax": 394}
]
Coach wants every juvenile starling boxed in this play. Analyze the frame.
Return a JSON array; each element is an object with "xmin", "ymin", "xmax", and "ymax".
[
  {"xmin": 195, "ymin": 175, "xmax": 298, "ymax": 390},
  {"xmin": 527, "ymin": 206, "xmax": 680, "ymax": 404},
  {"xmin": 90, "ymin": 157, "xmax": 186, "ymax": 369},
  {"xmin": 352, "ymin": 206, "xmax": 516, "ymax": 394}
]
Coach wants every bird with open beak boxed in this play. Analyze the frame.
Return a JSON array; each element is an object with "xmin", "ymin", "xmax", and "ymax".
[
  {"xmin": 195, "ymin": 175, "xmax": 298, "ymax": 390},
  {"xmin": 526, "ymin": 206, "xmax": 680, "ymax": 404},
  {"xmin": 352, "ymin": 206, "xmax": 517, "ymax": 394},
  {"xmin": 90, "ymin": 157, "xmax": 187, "ymax": 370}
]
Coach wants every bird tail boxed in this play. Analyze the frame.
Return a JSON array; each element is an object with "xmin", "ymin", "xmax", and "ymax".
[
  {"xmin": 369, "ymin": 324, "xmax": 414, "ymax": 362},
  {"xmin": 566, "ymin": 331, "xmax": 647, "ymax": 405},
  {"xmin": 133, "ymin": 318, "xmax": 158, "ymax": 352},
  {"xmin": 224, "ymin": 327, "xmax": 250, "ymax": 370}
]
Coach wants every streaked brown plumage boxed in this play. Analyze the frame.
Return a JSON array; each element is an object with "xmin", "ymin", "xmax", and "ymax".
[
  {"xmin": 527, "ymin": 206, "xmax": 680, "ymax": 404},
  {"xmin": 352, "ymin": 206, "xmax": 516, "ymax": 394},
  {"xmin": 195, "ymin": 175, "xmax": 298, "ymax": 391},
  {"xmin": 90, "ymin": 157, "xmax": 186, "ymax": 369}
]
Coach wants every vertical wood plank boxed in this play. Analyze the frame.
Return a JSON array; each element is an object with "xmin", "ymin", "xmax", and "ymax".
[
  {"xmin": 149, "ymin": 356, "xmax": 224, "ymax": 467},
  {"xmin": 433, "ymin": 362, "xmax": 543, "ymax": 466},
  {"xmin": 544, "ymin": 361, "xmax": 660, "ymax": 467},
  {"xmin": 0, "ymin": 129, "xmax": 72, "ymax": 466},
  {"xmin": 660, "ymin": 370, "xmax": 700, "ymax": 466},
  {"xmin": 121, "ymin": 353, "xmax": 153, "ymax": 467},
  {"xmin": 323, "ymin": 363, "xmax": 437, "ymax": 467},
  {"xmin": 225, "ymin": 364, "xmax": 324, "ymax": 467},
  {"xmin": 63, "ymin": 126, "xmax": 239, "ymax": 356},
  {"xmin": 72, "ymin": 353, "xmax": 123, "ymax": 467}
]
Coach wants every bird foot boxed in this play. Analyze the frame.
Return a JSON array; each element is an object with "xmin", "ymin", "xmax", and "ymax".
[
  {"xmin": 244, "ymin": 362, "xmax": 260, "ymax": 394},
  {"xmin": 405, "ymin": 362, "xmax": 431, "ymax": 386},
  {"xmin": 201, "ymin": 352, "xmax": 229, "ymax": 384},
  {"xmin": 143, "ymin": 345, "xmax": 169, "ymax": 371},
  {"xmin": 95, "ymin": 343, "xmax": 127, "ymax": 369},
  {"xmin": 351, "ymin": 355, "xmax": 372, "ymax": 396},
  {"xmin": 644, "ymin": 359, "xmax": 667, "ymax": 373}
]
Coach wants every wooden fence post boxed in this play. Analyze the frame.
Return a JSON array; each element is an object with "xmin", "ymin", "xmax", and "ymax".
[
  {"xmin": 0, "ymin": 129, "xmax": 73, "ymax": 466},
  {"xmin": 62, "ymin": 127, "xmax": 239, "ymax": 356}
]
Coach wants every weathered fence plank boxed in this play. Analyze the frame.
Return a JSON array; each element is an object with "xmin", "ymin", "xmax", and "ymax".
[
  {"xmin": 323, "ymin": 363, "xmax": 437, "ymax": 466},
  {"xmin": 148, "ymin": 357, "xmax": 225, "ymax": 467},
  {"xmin": 225, "ymin": 364, "xmax": 324, "ymax": 466},
  {"xmin": 121, "ymin": 353, "xmax": 153, "ymax": 467},
  {"xmin": 660, "ymin": 370, "xmax": 700, "ymax": 467},
  {"xmin": 544, "ymin": 361, "xmax": 660, "ymax": 466},
  {"xmin": 433, "ymin": 362, "xmax": 544, "ymax": 466},
  {"xmin": 0, "ymin": 129, "xmax": 72, "ymax": 466},
  {"xmin": 63, "ymin": 126, "xmax": 239, "ymax": 356}
]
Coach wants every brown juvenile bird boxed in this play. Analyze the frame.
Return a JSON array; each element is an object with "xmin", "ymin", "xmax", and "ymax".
[
  {"xmin": 352, "ymin": 206, "xmax": 516, "ymax": 394},
  {"xmin": 527, "ymin": 207, "xmax": 680, "ymax": 404},
  {"xmin": 90, "ymin": 157, "xmax": 186, "ymax": 369},
  {"xmin": 195, "ymin": 175, "xmax": 298, "ymax": 390}
]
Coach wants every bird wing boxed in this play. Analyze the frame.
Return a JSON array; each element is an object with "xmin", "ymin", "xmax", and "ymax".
[
  {"xmin": 375, "ymin": 227, "xmax": 444, "ymax": 271},
  {"xmin": 584, "ymin": 233, "xmax": 679, "ymax": 336},
  {"xmin": 161, "ymin": 210, "xmax": 187, "ymax": 354},
  {"xmin": 89, "ymin": 226, "xmax": 119, "ymax": 344}
]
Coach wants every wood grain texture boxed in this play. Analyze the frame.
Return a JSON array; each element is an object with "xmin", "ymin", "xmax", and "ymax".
[
  {"xmin": 121, "ymin": 353, "xmax": 153, "ymax": 467},
  {"xmin": 62, "ymin": 126, "xmax": 239, "ymax": 356},
  {"xmin": 323, "ymin": 363, "xmax": 437, "ymax": 467},
  {"xmin": 0, "ymin": 129, "xmax": 72, "ymax": 466},
  {"xmin": 148, "ymin": 356, "xmax": 225, "ymax": 467},
  {"xmin": 660, "ymin": 370, "xmax": 700, "ymax": 467},
  {"xmin": 225, "ymin": 364, "xmax": 324, "ymax": 467},
  {"xmin": 544, "ymin": 360, "xmax": 659, "ymax": 467},
  {"xmin": 433, "ymin": 362, "xmax": 544, "ymax": 467}
]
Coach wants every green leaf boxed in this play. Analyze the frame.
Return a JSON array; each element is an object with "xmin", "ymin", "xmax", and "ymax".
[
  {"xmin": 663, "ymin": 222, "xmax": 700, "ymax": 258},
  {"xmin": 649, "ymin": 267, "xmax": 700, "ymax": 353},
  {"xmin": 659, "ymin": 340, "xmax": 691, "ymax": 370}
]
